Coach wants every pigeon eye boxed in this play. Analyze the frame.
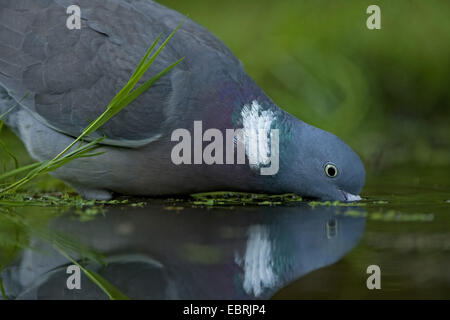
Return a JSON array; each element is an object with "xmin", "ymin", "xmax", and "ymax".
[{"xmin": 325, "ymin": 164, "xmax": 338, "ymax": 178}]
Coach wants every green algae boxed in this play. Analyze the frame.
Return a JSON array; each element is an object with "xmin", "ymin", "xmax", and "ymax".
[{"xmin": 190, "ymin": 192, "xmax": 303, "ymax": 207}]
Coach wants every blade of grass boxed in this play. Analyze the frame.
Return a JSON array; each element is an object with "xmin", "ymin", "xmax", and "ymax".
[
  {"xmin": 117, "ymin": 57, "xmax": 185, "ymax": 109},
  {"xmin": 107, "ymin": 34, "xmax": 162, "ymax": 109},
  {"xmin": 0, "ymin": 138, "xmax": 104, "ymax": 193},
  {"xmin": 0, "ymin": 93, "xmax": 30, "ymax": 182},
  {"xmin": 0, "ymin": 120, "xmax": 19, "ymax": 169},
  {"xmin": 132, "ymin": 34, "xmax": 163, "ymax": 78},
  {"xmin": 57, "ymin": 249, "xmax": 130, "ymax": 300},
  {"xmin": 0, "ymin": 93, "xmax": 29, "ymax": 121},
  {"xmin": 0, "ymin": 162, "xmax": 42, "ymax": 182},
  {"xmin": 0, "ymin": 277, "xmax": 6, "ymax": 299}
]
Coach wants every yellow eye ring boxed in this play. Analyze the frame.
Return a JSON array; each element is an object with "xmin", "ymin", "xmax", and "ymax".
[{"xmin": 325, "ymin": 163, "xmax": 338, "ymax": 178}]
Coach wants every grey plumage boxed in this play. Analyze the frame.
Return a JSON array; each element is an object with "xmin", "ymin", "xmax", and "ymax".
[
  {"xmin": 0, "ymin": 0, "xmax": 365, "ymax": 200},
  {"xmin": 1, "ymin": 0, "xmax": 237, "ymax": 146}
]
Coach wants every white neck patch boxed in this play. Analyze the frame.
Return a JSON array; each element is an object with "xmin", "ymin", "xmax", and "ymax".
[{"xmin": 240, "ymin": 100, "xmax": 276, "ymax": 168}]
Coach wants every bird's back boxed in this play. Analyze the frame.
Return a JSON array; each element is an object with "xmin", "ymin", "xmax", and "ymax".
[{"xmin": 0, "ymin": 0, "xmax": 245, "ymax": 147}]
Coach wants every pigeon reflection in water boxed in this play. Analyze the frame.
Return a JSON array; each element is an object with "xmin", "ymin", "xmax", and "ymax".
[{"xmin": 2, "ymin": 204, "xmax": 366, "ymax": 299}]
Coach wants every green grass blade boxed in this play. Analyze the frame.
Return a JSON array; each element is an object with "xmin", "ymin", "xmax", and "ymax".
[
  {"xmin": 58, "ymin": 250, "xmax": 130, "ymax": 300},
  {"xmin": 0, "ymin": 277, "xmax": 6, "ymax": 299},
  {"xmin": 0, "ymin": 139, "xmax": 19, "ymax": 170},
  {"xmin": 0, "ymin": 162, "xmax": 42, "ymax": 182},
  {"xmin": 0, "ymin": 93, "xmax": 29, "ymax": 121},
  {"xmin": 118, "ymin": 21, "xmax": 185, "ymax": 106},
  {"xmin": 116, "ymin": 57, "xmax": 185, "ymax": 110},
  {"xmin": 0, "ymin": 121, "xmax": 19, "ymax": 170},
  {"xmin": 107, "ymin": 34, "xmax": 162, "ymax": 110},
  {"xmin": 131, "ymin": 33, "xmax": 162, "ymax": 78},
  {"xmin": 0, "ymin": 139, "xmax": 103, "ymax": 193}
]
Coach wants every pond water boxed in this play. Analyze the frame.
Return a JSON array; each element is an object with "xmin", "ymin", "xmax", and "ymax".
[{"xmin": 0, "ymin": 165, "xmax": 449, "ymax": 299}]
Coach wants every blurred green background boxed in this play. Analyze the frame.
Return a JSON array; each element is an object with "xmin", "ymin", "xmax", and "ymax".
[{"xmin": 1, "ymin": 0, "xmax": 449, "ymax": 184}]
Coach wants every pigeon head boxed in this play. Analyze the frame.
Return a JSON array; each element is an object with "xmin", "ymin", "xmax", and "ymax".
[
  {"xmin": 230, "ymin": 82, "xmax": 365, "ymax": 201},
  {"xmin": 227, "ymin": 76, "xmax": 365, "ymax": 201},
  {"xmin": 281, "ymin": 119, "xmax": 366, "ymax": 201}
]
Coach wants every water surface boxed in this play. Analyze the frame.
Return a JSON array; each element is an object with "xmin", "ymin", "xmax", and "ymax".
[{"xmin": 0, "ymin": 165, "xmax": 448, "ymax": 299}]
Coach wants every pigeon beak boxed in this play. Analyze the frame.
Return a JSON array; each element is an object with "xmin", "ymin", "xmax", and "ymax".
[{"xmin": 340, "ymin": 189, "xmax": 362, "ymax": 202}]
